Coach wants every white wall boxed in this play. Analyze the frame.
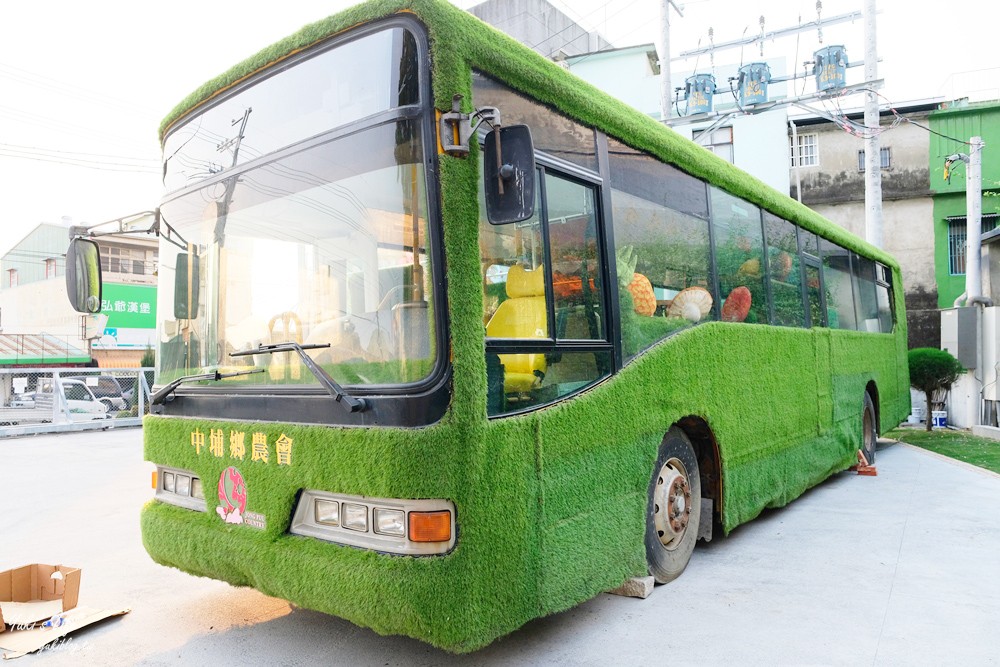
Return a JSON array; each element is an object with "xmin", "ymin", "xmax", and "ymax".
[
  {"xmin": 567, "ymin": 49, "xmax": 660, "ymax": 117},
  {"xmin": 0, "ymin": 279, "xmax": 80, "ymax": 340},
  {"xmin": 673, "ymin": 109, "xmax": 791, "ymax": 194}
]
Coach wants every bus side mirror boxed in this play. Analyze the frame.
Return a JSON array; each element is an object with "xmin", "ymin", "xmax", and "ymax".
[
  {"xmin": 174, "ymin": 253, "xmax": 200, "ymax": 319},
  {"xmin": 66, "ymin": 238, "xmax": 103, "ymax": 314},
  {"xmin": 484, "ymin": 125, "xmax": 535, "ymax": 225}
]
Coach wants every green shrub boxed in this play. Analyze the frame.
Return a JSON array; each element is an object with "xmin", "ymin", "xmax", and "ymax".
[{"xmin": 908, "ymin": 348, "xmax": 964, "ymax": 431}]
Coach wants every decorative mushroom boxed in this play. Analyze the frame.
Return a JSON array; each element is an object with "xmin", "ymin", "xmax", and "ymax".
[
  {"xmin": 667, "ymin": 286, "xmax": 714, "ymax": 323},
  {"xmin": 721, "ymin": 286, "xmax": 752, "ymax": 322}
]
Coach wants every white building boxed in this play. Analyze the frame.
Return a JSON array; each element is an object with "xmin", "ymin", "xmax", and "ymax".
[{"xmin": 0, "ymin": 220, "xmax": 158, "ymax": 367}]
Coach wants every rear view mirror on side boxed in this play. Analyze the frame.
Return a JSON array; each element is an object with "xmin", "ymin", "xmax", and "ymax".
[
  {"xmin": 174, "ymin": 253, "xmax": 200, "ymax": 320},
  {"xmin": 65, "ymin": 238, "xmax": 103, "ymax": 314},
  {"xmin": 484, "ymin": 125, "xmax": 536, "ymax": 225}
]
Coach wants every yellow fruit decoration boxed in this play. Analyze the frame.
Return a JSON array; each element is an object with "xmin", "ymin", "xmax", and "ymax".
[
  {"xmin": 738, "ymin": 258, "xmax": 761, "ymax": 278},
  {"xmin": 628, "ymin": 273, "xmax": 657, "ymax": 316},
  {"xmin": 616, "ymin": 245, "xmax": 657, "ymax": 317}
]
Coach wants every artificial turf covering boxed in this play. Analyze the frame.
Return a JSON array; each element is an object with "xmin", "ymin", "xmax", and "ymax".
[{"xmin": 144, "ymin": 0, "xmax": 911, "ymax": 652}]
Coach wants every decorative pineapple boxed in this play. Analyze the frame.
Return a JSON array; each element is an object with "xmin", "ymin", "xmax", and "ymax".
[
  {"xmin": 617, "ymin": 246, "xmax": 657, "ymax": 316},
  {"xmin": 629, "ymin": 273, "xmax": 657, "ymax": 316}
]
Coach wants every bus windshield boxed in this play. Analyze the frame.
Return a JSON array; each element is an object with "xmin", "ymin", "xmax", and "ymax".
[{"xmin": 156, "ymin": 26, "xmax": 435, "ymax": 390}]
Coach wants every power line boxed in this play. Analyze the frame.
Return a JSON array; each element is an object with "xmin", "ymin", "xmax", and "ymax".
[
  {"xmin": 0, "ymin": 149, "xmax": 160, "ymax": 173},
  {"xmin": 0, "ymin": 142, "xmax": 158, "ymax": 164},
  {"xmin": 0, "ymin": 104, "xmax": 152, "ymax": 152},
  {"xmin": 528, "ymin": 0, "xmax": 620, "ymax": 53},
  {"xmin": 0, "ymin": 63, "xmax": 155, "ymax": 117}
]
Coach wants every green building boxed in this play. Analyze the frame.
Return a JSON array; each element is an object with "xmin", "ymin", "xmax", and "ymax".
[{"xmin": 930, "ymin": 100, "xmax": 1000, "ymax": 308}]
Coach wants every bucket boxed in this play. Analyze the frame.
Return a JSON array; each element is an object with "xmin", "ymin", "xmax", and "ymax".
[
  {"xmin": 738, "ymin": 63, "xmax": 771, "ymax": 106},
  {"xmin": 685, "ymin": 74, "xmax": 716, "ymax": 114},
  {"xmin": 932, "ymin": 411, "xmax": 948, "ymax": 428},
  {"xmin": 814, "ymin": 45, "xmax": 847, "ymax": 91}
]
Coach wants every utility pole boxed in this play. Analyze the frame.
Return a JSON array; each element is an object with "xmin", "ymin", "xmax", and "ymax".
[
  {"xmin": 966, "ymin": 136, "xmax": 984, "ymax": 300},
  {"xmin": 659, "ymin": 0, "xmax": 683, "ymax": 121},
  {"xmin": 863, "ymin": 0, "xmax": 883, "ymax": 249}
]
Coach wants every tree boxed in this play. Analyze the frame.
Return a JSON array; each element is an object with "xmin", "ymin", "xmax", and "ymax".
[{"xmin": 908, "ymin": 348, "xmax": 964, "ymax": 432}]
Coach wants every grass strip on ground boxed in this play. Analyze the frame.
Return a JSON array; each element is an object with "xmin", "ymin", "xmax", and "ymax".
[{"xmin": 886, "ymin": 427, "xmax": 1000, "ymax": 475}]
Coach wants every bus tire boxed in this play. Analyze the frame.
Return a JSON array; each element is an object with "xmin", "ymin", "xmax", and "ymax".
[
  {"xmin": 645, "ymin": 427, "xmax": 701, "ymax": 584},
  {"xmin": 862, "ymin": 392, "xmax": 877, "ymax": 464}
]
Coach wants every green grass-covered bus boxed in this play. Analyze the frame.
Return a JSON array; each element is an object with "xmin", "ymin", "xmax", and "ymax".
[{"xmin": 67, "ymin": 0, "xmax": 909, "ymax": 652}]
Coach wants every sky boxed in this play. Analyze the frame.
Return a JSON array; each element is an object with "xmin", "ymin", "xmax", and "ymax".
[{"xmin": 1, "ymin": 0, "xmax": 998, "ymax": 259}]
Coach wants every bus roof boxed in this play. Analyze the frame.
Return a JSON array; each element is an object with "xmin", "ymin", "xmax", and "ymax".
[{"xmin": 159, "ymin": 0, "xmax": 898, "ymax": 270}]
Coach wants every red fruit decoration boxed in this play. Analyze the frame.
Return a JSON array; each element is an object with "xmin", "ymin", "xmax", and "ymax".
[{"xmin": 721, "ymin": 286, "xmax": 752, "ymax": 322}]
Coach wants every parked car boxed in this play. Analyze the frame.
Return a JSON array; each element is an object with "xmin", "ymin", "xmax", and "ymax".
[
  {"xmin": 116, "ymin": 376, "xmax": 138, "ymax": 409},
  {"xmin": 0, "ymin": 379, "xmax": 109, "ymax": 425},
  {"xmin": 67, "ymin": 374, "xmax": 128, "ymax": 411},
  {"xmin": 60, "ymin": 380, "xmax": 112, "ymax": 420}
]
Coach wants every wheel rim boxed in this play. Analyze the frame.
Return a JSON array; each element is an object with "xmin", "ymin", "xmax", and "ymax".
[
  {"xmin": 863, "ymin": 406, "xmax": 875, "ymax": 455},
  {"xmin": 653, "ymin": 457, "xmax": 692, "ymax": 550}
]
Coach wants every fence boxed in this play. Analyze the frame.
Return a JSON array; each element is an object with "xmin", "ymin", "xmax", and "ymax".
[{"xmin": 0, "ymin": 367, "xmax": 153, "ymax": 437}]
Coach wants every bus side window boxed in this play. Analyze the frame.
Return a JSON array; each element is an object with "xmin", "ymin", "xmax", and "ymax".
[
  {"xmin": 606, "ymin": 137, "xmax": 713, "ymax": 362},
  {"xmin": 852, "ymin": 253, "xmax": 881, "ymax": 333},
  {"xmin": 820, "ymin": 238, "xmax": 857, "ymax": 330},
  {"xmin": 479, "ymin": 158, "xmax": 612, "ymax": 414},
  {"xmin": 480, "ymin": 191, "xmax": 547, "ymax": 335},
  {"xmin": 875, "ymin": 263, "xmax": 894, "ymax": 333},
  {"xmin": 710, "ymin": 187, "xmax": 768, "ymax": 325},
  {"xmin": 763, "ymin": 212, "xmax": 806, "ymax": 327}
]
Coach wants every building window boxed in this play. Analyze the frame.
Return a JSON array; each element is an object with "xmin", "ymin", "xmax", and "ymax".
[
  {"xmin": 789, "ymin": 133, "xmax": 818, "ymax": 167},
  {"xmin": 948, "ymin": 215, "xmax": 999, "ymax": 274},
  {"xmin": 857, "ymin": 147, "xmax": 891, "ymax": 171},
  {"xmin": 693, "ymin": 127, "xmax": 734, "ymax": 164},
  {"xmin": 45, "ymin": 258, "xmax": 57, "ymax": 279},
  {"xmin": 7, "ymin": 269, "xmax": 16, "ymax": 288}
]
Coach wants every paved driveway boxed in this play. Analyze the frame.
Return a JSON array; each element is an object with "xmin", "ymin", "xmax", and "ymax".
[{"xmin": 2, "ymin": 430, "xmax": 998, "ymax": 665}]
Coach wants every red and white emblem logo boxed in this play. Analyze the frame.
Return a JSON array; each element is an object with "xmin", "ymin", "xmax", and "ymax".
[{"xmin": 217, "ymin": 466, "xmax": 247, "ymax": 524}]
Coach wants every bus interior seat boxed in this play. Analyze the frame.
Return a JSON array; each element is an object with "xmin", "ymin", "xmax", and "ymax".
[{"xmin": 485, "ymin": 264, "xmax": 547, "ymax": 394}]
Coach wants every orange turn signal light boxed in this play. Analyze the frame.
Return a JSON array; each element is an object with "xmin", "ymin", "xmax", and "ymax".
[
  {"xmin": 151, "ymin": 470, "xmax": 158, "ymax": 490},
  {"xmin": 408, "ymin": 510, "xmax": 452, "ymax": 543}
]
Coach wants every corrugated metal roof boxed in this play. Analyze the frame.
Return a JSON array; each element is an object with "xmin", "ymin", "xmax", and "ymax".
[{"xmin": 0, "ymin": 334, "xmax": 90, "ymax": 365}]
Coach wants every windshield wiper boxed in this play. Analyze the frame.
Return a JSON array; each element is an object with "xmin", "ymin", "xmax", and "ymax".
[
  {"xmin": 231, "ymin": 342, "xmax": 367, "ymax": 413},
  {"xmin": 151, "ymin": 368, "xmax": 265, "ymax": 405}
]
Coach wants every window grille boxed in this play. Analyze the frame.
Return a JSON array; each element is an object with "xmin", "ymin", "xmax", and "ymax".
[
  {"xmin": 789, "ymin": 133, "xmax": 818, "ymax": 167},
  {"xmin": 948, "ymin": 215, "xmax": 999, "ymax": 274}
]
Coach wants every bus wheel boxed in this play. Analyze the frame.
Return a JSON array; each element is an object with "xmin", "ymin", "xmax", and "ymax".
[
  {"xmin": 862, "ymin": 392, "xmax": 877, "ymax": 464},
  {"xmin": 646, "ymin": 427, "xmax": 701, "ymax": 584}
]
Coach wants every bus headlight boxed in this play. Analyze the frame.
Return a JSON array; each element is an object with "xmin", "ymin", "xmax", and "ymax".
[
  {"xmin": 315, "ymin": 499, "xmax": 340, "ymax": 526},
  {"xmin": 290, "ymin": 491, "xmax": 455, "ymax": 555},
  {"xmin": 374, "ymin": 508, "xmax": 405, "ymax": 537},
  {"xmin": 342, "ymin": 503, "xmax": 368, "ymax": 532},
  {"xmin": 154, "ymin": 466, "xmax": 207, "ymax": 512}
]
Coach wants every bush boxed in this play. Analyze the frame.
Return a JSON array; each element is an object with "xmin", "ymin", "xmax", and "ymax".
[{"xmin": 908, "ymin": 348, "xmax": 964, "ymax": 431}]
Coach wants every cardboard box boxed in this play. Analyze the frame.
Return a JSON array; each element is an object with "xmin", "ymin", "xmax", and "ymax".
[{"xmin": 0, "ymin": 564, "xmax": 81, "ymax": 632}]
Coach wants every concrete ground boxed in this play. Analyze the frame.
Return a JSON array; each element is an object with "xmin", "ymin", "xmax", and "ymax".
[{"xmin": 2, "ymin": 428, "xmax": 999, "ymax": 665}]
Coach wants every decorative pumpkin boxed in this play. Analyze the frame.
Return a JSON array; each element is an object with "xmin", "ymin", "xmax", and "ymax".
[
  {"xmin": 668, "ymin": 286, "xmax": 713, "ymax": 323},
  {"xmin": 628, "ymin": 273, "xmax": 657, "ymax": 316},
  {"xmin": 721, "ymin": 286, "xmax": 752, "ymax": 322}
]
